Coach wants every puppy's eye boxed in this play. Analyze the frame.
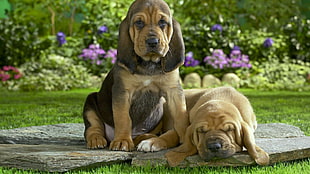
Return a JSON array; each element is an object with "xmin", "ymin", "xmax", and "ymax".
[
  {"xmin": 135, "ymin": 20, "xmax": 144, "ymax": 29},
  {"xmin": 197, "ymin": 126, "xmax": 209, "ymax": 133},
  {"xmin": 222, "ymin": 124, "xmax": 235, "ymax": 132},
  {"xmin": 158, "ymin": 19, "xmax": 167, "ymax": 29}
]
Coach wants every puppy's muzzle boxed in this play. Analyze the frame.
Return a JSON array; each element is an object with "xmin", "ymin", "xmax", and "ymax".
[
  {"xmin": 146, "ymin": 38, "xmax": 159, "ymax": 50},
  {"xmin": 207, "ymin": 142, "xmax": 222, "ymax": 152}
]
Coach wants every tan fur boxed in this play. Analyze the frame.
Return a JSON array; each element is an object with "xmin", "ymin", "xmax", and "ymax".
[
  {"xmin": 83, "ymin": 0, "xmax": 188, "ymax": 152},
  {"xmin": 165, "ymin": 87, "xmax": 269, "ymax": 166}
]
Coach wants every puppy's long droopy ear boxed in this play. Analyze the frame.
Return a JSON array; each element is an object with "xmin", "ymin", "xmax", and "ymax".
[
  {"xmin": 162, "ymin": 18, "xmax": 185, "ymax": 72},
  {"xmin": 242, "ymin": 122, "xmax": 270, "ymax": 165},
  {"xmin": 117, "ymin": 16, "xmax": 137, "ymax": 73},
  {"xmin": 165, "ymin": 125, "xmax": 197, "ymax": 167}
]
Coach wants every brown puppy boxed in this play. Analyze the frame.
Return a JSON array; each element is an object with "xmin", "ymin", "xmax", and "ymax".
[
  {"xmin": 83, "ymin": 0, "xmax": 188, "ymax": 152},
  {"xmin": 166, "ymin": 87, "xmax": 270, "ymax": 166}
]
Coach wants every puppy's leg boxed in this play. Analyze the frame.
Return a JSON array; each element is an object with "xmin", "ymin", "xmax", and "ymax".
[
  {"xmin": 242, "ymin": 122, "xmax": 270, "ymax": 165},
  {"xmin": 109, "ymin": 91, "xmax": 134, "ymax": 151},
  {"xmin": 137, "ymin": 88, "xmax": 188, "ymax": 152},
  {"xmin": 165, "ymin": 87, "xmax": 189, "ymax": 143},
  {"xmin": 83, "ymin": 93, "xmax": 107, "ymax": 149},
  {"xmin": 133, "ymin": 133, "xmax": 158, "ymax": 146},
  {"xmin": 84, "ymin": 110, "xmax": 107, "ymax": 149},
  {"xmin": 137, "ymin": 129, "xmax": 179, "ymax": 152}
]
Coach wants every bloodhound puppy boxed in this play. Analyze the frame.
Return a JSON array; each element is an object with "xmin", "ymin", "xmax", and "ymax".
[
  {"xmin": 82, "ymin": 0, "xmax": 188, "ymax": 152},
  {"xmin": 165, "ymin": 87, "xmax": 270, "ymax": 166}
]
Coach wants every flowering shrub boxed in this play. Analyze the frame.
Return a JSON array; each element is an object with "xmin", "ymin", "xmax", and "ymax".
[
  {"xmin": 0, "ymin": 66, "xmax": 23, "ymax": 90},
  {"xmin": 238, "ymin": 30, "xmax": 289, "ymax": 62},
  {"xmin": 263, "ymin": 38, "xmax": 274, "ymax": 48},
  {"xmin": 229, "ymin": 46, "xmax": 252, "ymax": 68},
  {"xmin": 79, "ymin": 44, "xmax": 116, "ymax": 75},
  {"xmin": 283, "ymin": 16, "xmax": 310, "ymax": 62},
  {"xmin": 204, "ymin": 49, "xmax": 228, "ymax": 69},
  {"xmin": 56, "ymin": 32, "xmax": 66, "ymax": 47},
  {"xmin": 211, "ymin": 24, "xmax": 223, "ymax": 32},
  {"xmin": 181, "ymin": 47, "xmax": 251, "ymax": 79},
  {"xmin": 238, "ymin": 59, "xmax": 310, "ymax": 91},
  {"xmin": 104, "ymin": 49, "xmax": 117, "ymax": 64},
  {"xmin": 203, "ymin": 47, "xmax": 251, "ymax": 77},
  {"xmin": 182, "ymin": 16, "xmax": 242, "ymax": 64},
  {"xmin": 16, "ymin": 54, "xmax": 92, "ymax": 91},
  {"xmin": 97, "ymin": 25, "xmax": 108, "ymax": 34},
  {"xmin": 184, "ymin": 52, "xmax": 200, "ymax": 67},
  {"xmin": 0, "ymin": 66, "xmax": 23, "ymax": 82}
]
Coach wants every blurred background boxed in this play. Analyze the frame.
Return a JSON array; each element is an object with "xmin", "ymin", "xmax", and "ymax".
[{"xmin": 0, "ymin": 0, "xmax": 309, "ymax": 91}]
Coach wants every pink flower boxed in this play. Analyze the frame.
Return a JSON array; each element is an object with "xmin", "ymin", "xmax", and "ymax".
[
  {"xmin": 1, "ymin": 74, "xmax": 10, "ymax": 81},
  {"xmin": 0, "ymin": 66, "xmax": 22, "ymax": 82},
  {"xmin": 14, "ymin": 74, "xmax": 22, "ymax": 79},
  {"xmin": 3, "ymin": 66, "xmax": 12, "ymax": 71}
]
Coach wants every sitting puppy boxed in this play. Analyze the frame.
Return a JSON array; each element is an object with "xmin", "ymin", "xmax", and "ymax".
[
  {"xmin": 166, "ymin": 87, "xmax": 270, "ymax": 166},
  {"xmin": 82, "ymin": 0, "xmax": 188, "ymax": 152}
]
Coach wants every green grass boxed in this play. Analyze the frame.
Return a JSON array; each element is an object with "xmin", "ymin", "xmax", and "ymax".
[{"xmin": 0, "ymin": 88, "xmax": 310, "ymax": 173}]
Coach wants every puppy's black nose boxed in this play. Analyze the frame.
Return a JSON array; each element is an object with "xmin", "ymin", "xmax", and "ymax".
[
  {"xmin": 207, "ymin": 142, "xmax": 222, "ymax": 152},
  {"xmin": 146, "ymin": 38, "xmax": 159, "ymax": 48}
]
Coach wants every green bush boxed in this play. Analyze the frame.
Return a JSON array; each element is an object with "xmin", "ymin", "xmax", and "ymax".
[
  {"xmin": 16, "ymin": 54, "xmax": 92, "ymax": 91},
  {"xmin": 40, "ymin": 35, "xmax": 85, "ymax": 63},
  {"xmin": 283, "ymin": 16, "xmax": 310, "ymax": 62},
  {"xmin": 239, "ymin": 0, "xmax": 303, "ymax": 32},
  {"xmin": 182, "ymin": 16, "xmax": 241, "ymax": 61},
  {"xmin": 166, "ymin": 0, "xmax": 238, "ymax": 26},
  {"xmin": 237, "ymin": 59, "xmax": 310, "ymax": 91},
  {"xmin": 0, "ymin": 18, "xmax": 46, "ymax": 67},
  {"xmin": 80, "ymin": 0, "xmax": 132, "ymax": 50},
  {"xmin": 238, "ymin": 30, "xmax": 289, "ymax": 62},
  {"xmin": 8, "ymin": 0, "xmax": 86, "ymax": 36}
]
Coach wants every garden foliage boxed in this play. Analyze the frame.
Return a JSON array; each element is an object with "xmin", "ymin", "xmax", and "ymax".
[
  {"xmin": 16, "ymin": 54, "xmax": 92, "ymax": 91},
  {"xmin": 0, "ymin": 0, "xmax": 309, "ymax": 91}
]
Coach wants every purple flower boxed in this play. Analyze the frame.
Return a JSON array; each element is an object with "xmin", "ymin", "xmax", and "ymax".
[
  {"xmin": 56, "ymin": 32, "xmax": 66, "ymax": 46},
  {"xmin": 79, "ymin": 44, "xmax": 106, "ymax": 64},
  {"xmin": 98, "ymin": 25, "xmax": 108, "ymax": 34},
  {"xmin": 230, "ymin": 50, "xmax": 241, "ymax": 58},
  {"xmin": 105, "ymin": 49, "xmax": 117, "ymax": 64},
  {"xmin": 96, "ymin": 60, "xmax": 103, "ymax": 65},
  {"xmin": 184, "ymin": 52, "xmax": 200, "ymax": 67},
  {"xmin": 263, "ymin": 38, "xmax": 274, "ymax": 48},
  {"xmin": 211, "ymin": 24, "xmax": 223, "ymax": 32},
  {"xmin": 204, "ymin": 49, "xmax": 228, "ymax": 69},
  {"xmin": 232, "ymin": 45, "xmax": 240, "ymax": 51},
  {"xmin": 204, "ymin": 48, "xmax": 251, "ymax": 69}
]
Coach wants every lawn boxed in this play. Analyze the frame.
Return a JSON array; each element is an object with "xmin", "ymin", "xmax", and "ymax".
[{"xmin": 0, "ymin": 88, "xmax": 309, "ymax": 173}]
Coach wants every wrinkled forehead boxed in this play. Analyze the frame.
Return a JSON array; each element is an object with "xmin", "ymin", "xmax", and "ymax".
[{"xmin": 128, "ymin": 0, "xmax": 171, "ymax": 19}]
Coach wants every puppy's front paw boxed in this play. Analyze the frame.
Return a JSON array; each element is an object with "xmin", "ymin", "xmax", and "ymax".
[
  {"xmin": 109, "ymin": 138, "xmax": 134, "ymax": 151},
  {"xmin": 137, "ymin": 138, "xmax": 167, "ymax": 152},
  {"xmin": 86, "ymin": 134, "xmax": 107, "ymax": 149}
]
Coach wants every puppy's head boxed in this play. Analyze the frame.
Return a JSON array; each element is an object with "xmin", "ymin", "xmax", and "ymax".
[
  {"xmin": 191, "ymin": 100, "xmax": 243, "ymax": 161},
  {"xmin": 117, "ymin": 0, "xmax": 184, "ymax": 73},
  {"xmin": 190, "ymin": 100, "xmax": 269, "ymax": 165},
  {"xmin": 166, "ymin": 99, "xmax": 269, "ymax": 167}
]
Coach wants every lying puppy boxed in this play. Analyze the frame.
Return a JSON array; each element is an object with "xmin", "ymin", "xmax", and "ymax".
[
  {"xmin": 83, "ymin": 0, "xmax": 188, "ymax": 152},
  {"xmin": 166, "ymin": 87, "xmax": 270, "ymax": 166}
]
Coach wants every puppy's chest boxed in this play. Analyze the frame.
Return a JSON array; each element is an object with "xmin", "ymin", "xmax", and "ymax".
[
  {"xmin": 131, "ymin": 76, "xmax": 163, "ymax": 92},
  {"xmin": 129, "ymin": 82, "xmax": 165, "ymax": 133}
]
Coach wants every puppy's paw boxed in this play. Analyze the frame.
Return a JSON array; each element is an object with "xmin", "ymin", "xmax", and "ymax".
[
  {"xmin": 137, "ymin": 138, "xmax": 167, "ymax": 152},
  {"xmin": 254, "ymin": 146, "xmax": 270, "ymax": 165},
  {"xmin": 109, "ymin": 138, "xmax": 134, "ymax": 151},
  {"xmin": 86, "ymin": 134, "xmax": 107, "ymax": 149}
]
